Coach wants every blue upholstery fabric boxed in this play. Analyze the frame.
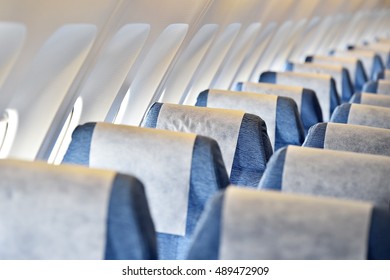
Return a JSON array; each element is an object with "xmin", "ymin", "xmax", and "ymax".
[
  {"xmin": 257, "ymin": 147, "xmax": 286, "ymax": 191},
  {"xmin": 258, "ymin": 71, "xmax": 276, "ymax": 83},
  {"xmin": 302, "ymin": 123, "xmax": 327, "ymax": 148},
  {"xmin": 363, "ymin": 81, "xmax": 379, "ymax": 93},
  {"xmin": 105, "ymin": 174, "xmax": 157, "ymax": 259},
  {"xmin": 330, "ymin": 104, "xmax": 351, "ymax": 124},
  {"xmin": 144, "ymin": 102, "xmax": 273, "ymax": 188},
  {"xmin": 187, "ymin": 188, "xmax": 390, "ymax": 260},
  {"xmin": 301, "ymin": 89, "xmax": 323, "ymax": 134},
  {"xmin": 62, "ymin": 122, "xmax": 95, "ymax": 165},
  {"xmin": 63, "ymin": 122, "xmax": 229, "ymax": 260},
  {"xmin": 375, "ymin": 70, "xmax": 385, "ymax": 80},
  {"xmin": 372, "ymin": 55, "xmax": 385, "ymax": 81},
  {"xmin": 275, "ymin": 96, "xmax": 305, "ymax": 149},
  {"xmin": 186, "ymin": 191, "xmax": 223, "ymax": 260},
  {"xmin": 157, "ymin": 135, "xmax": 229, "ymax": 259},
  {"xmin": 196, "ymin": 90, "xmax": 304, "ymax": 150},
  {"xmin": 355, "ymin": 60, "xmax": 368, "ymax": 92},
  {"xmin": 350, "ymin": 93, "xmax": 362, "ymax": 103}
]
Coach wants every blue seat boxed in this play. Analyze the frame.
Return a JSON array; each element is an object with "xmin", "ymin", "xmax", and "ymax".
[
  {"xmin": 0, "ymin": 158, "xmax": 157, "ymax": 260},
  {"xmin": 143, "ymin": 102, "xmax": 273, "ymax": 188},
  {"xmin": 303, "ymin": 122, "xmax": 390, "ymax": 156},
  {"xmin": 286, "ymin": 61, "xmax": 354, "ymax": 103},
  {"xmin": 306, "ymin": 55, "xmax": 367, "ymax": 92},
  {"xmin": 331, "ymin": 103, "xmax": 390, "ymax": 129},
  {"xmin": 363, "ymin": 80, "xmax": 390, "ymax": 95},
  {"xmin": 235, "ymin": 82, "xmax": 322, "ymax": 135},
  {"xmin": 259, "ymin": 71, "xmax": 340, "ymax": 121},
  {"xmin": 332, "ymin": 49, "xmax": 384, "ymax": 81},
  {"xmin": 196, "ymin": 89, "xmax": 304, "ymax": 150},
  {"xmin": 63, "ymin": 122, "xmax": 229, "ymax": 260},
  {"xmin": 374, "ymin": 69, "xmax": 390, "ymax": 80},
  {"xmin": 187, "ymin": 187, "xmax": 390, "ymax": 259},
  {"xmin": 350, "ymin": 92, "xmax": 390, "ymax": 108},
  {"xmin": 258, "ymin": 146, "xmax": 390, "ymax": 209}
]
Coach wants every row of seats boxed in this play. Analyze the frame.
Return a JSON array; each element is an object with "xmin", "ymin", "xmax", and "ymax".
[{"xmin": 1, "ymin": 36, "xmax": 390, "ymax": 260}]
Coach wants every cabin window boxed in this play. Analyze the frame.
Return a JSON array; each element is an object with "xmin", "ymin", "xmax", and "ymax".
[
  {"xmin": 114, "ymin": 24, "xmax": 189, "ymax": 125},
  {"xmin": 48, "ymin": 97, "xmax": 82, "ymax": 165},
  {"xmin": 182, "ymin": 23, "xmax": 242, "ymax": 105},
  {"xmin": 158, "ymin": 24, "xmax": 219, "ymax": 104},
  {"xmin": 0, "ymin": 109, "xmax": 18, "ymax": 159}
]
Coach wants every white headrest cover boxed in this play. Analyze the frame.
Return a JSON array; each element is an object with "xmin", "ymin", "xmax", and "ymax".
[
  {"xmin": 293, "ymin": 63, "xmax": 343, "ymax": 99},
  {"xmin": 220, "ymin": 187, "xmax": 372, "ymax": 259},
  {"xmin": 90, "ymin": 123, "xmax": 195, "ymax": 236},
  {"xmin": 282, "ymin": 146, "xmax": 390, "ymax": 208},
  {"xmin": 311, "ymin": 55, "xmax": 357, "ymax": 82},
  {"xmin": 334, "ymin": 50, "xmax": 375, "ymax": 76},
  {"xmin": 360, "ymin": 93, "xmax": 390, "ymax": 107},
  {"xmin": 0, "ymin": 159, "xmax": 114, "ymax": 259},
  {"xmin": 349, "ymin": 104, "xmax": 390, "ymax": 129},
  {"xmin": 276, "ymin": 72, "xmax": 332, "ymax": 120},
  {"xmin": 378, "ymin": 80, "xmax": 390, "ymax": 95},
  {"xmin": 208, "ymin": 89, "xmax": 277, "ymax": 148},
  {"xmin": 384, "ymin": 70, "xmax": 390, "ymax": 80},
  {"xmin": 239, "ymin": 82, "xmax": 302, "ymax": 112},
  {"xmin": 156, "ymin": 103, "xmax": 244, "ymax": 175},
  {"xmin": 324, "ymin": 123, "xmax": 390, "ymax": 156}
]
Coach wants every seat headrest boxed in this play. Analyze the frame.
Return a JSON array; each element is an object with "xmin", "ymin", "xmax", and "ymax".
[
  {"xmin": 259, "ymin": 146, "xmax": 390, "ymax": 209},
  {"xmin": 143, "ymin": 102, "xmax": 272, "ymax": 187},
  {"xmin": 0, "ymin": 159, "xmax": 156, "ymax": 259},
  {"xmin": 303, "ymin": 122, "xmax": 390, "ymax": 156},
  {"xmin": 351, "ymin": 93, "xmax": 390, "ymax": 108},
  {"xmin": 259, "ymin": 71, "xmax": 339, "ymax": 121},
  {"xmin": 189, "ymin": 187, "xmax": 375, "ymax": 259}
]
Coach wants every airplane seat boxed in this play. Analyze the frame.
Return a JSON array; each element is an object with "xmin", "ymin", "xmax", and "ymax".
[
  {"xmin": 305, "ymin": 55, "xmax": 367, "ymax": 92},
  {"xmin": 63, "ymin": 122, "xmax": 230, "ymax": 260},
  {"xmin": 303, "ymin": 122, "xmax": 390, "ymax": 156},
  {"xmin": 362, "ymin": 80, "xmax": 390, "ymax": 95},
  {"xmin": 187, "ymin": 187, "xmax": 390, "ymax": 260},
  {"xmin": 285, "ymin": 61, "xmax": 354, "ymax": 103},
  {"xmin": 332, "ymin": 50, "xmax": 384, "ymax": 81},
  {"xmin": 143, "ymin": 102, "xmax": 273, "ymax": 188},
  {"xmin": 0, "ymin": 159, "xmax": 157, "ymax": 260},
  {"xmin": 350, "ymin": 93, "xmax": 390, "ymax": 108},
  {"xmin": 374, "ymin": 69, "xmax": 390, "ymax": 80},
  {"xmin": 195, "ymin": 89, "xmax": 305, "ymax": 150},
  {"xmin": 259, "ymin": 71, "xmax": 340, "ymax": 122},
  {"xmin": 258, "ymin": 146, "xmax": 390, "ymax": 209},
  {"xmin": 235, "ymin": 82, "xmax": 323, "ymax": 135},
  {"xmin": 330, "ymin": 103, "xmax": 390, "ymax": 129}
]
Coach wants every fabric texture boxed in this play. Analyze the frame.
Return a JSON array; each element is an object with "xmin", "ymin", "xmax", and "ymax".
[
  {"xmin": 348, "ymin": 104, "xmax": 390, "ymax": 129},
  {"xmin": 304, "ymin": 122, "xmax": 390, "ymax": 156},
  {"xmin": 0, "ymin": 159, "xmax": 154, "ymax": 260},
  {"xmin": 279, "ymin": 146, "xmax": 390, "ymax": 208},
  {"xmin": 351, "ymin": 93, "xmax": 390, "ymax": 108},
  {"xmin": 220, "ymin": 188, "xmax": 372, "ymax": 260},
  {"xmin": 144, "ymin": 102, "xmax": 272, "ymax": 187}
]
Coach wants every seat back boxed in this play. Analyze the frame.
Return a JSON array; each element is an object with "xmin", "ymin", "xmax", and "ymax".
[
  {"xmin": 0, "ymin": 159, "xmax": 156, "ymax": 260},
  {"xmin": 187, "ymin": 187, "xmax": 390, "ymax": 259},
  {"xmin": 196, "ymin": 89, "xmax": 304, "ymax": 150},
  {"xmin": 143, "ymin": 103, "xmax": 272, "ymax": 188},
  {"xmin": 356, "ymin": 43, "xmax": 390, "ymax": 69},
  {"xmin": 259, "ymin": 71, "xmax": 340, "ymax": 121},
  {"xmin": 306, "ymin": 55, "xmax": 367, "ymax": 91},
  {"xmin": 333, "ymin": 49, "xmax": 384, "ymax": 81},
  {"xmin": 286, "ymin": 62, "xmax": 353, "ymax": 102},
  {"xmin": 259, "ymin": 146, "xmax": 390, "ymax": 209},
  {"xmin": 63, "ymin": 122, "xmax": 229, "ymax": 259},
  {"xmin": 331, "ymin": 103, "xmax": 390, "ymax": 129},
  {"xmin": 235, "ymin": 82, "xmax": 322, "ymax": 134},
  {"xmin": 375, "ymin": 69, "xmax": 390, "ymax": 80},
  {"xmin": 303, "ymin": 122, "xmax": 390, "ymax": 156},
  {"xmin": 363, "ymin": 80, "xmax": 390, "ymax": 95},
  {"xmin": 350, "ymin": 92, "xmax": 390, "ymax": 108}
]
